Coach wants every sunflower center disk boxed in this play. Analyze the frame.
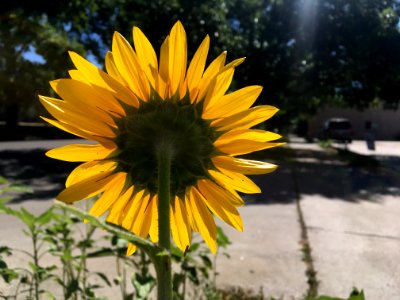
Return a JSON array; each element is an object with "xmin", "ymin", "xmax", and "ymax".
[{"xmin": 114, "ymin": 95, "xmax": 218, "ymax": 196}]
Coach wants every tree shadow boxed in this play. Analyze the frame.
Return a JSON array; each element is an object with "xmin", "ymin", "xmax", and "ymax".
[
  {"xmin": 0, "ymin": 149, "xmax": 77, "ymax": 202},
  {"xmin": 1, "ymin": 145, "xmax": 399, "ymax": 205},
  {"xmin": 244, "ymin": 147, "xmax": 400, "ymax": 204}
]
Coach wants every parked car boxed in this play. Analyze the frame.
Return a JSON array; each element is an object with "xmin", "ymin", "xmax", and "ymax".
[{"xmin": 323, "ymin": 118, "xmax": 353, "ymax": 143}]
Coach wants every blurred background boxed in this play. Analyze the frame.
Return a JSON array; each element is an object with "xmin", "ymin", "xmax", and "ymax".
[
  {"xmin": 1, "ymin": 1, "xmax": 400, "ymax": 299},
  {"xmin": 1, "ymin": 0, "xmax": 400, "ymax": 141}
]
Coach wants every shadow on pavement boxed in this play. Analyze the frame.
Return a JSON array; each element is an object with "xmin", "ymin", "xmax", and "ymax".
[
  {"xmin": 1, "ymin": 145, "xmax": 399, "ymax": 204},
  {"xmin": 0, "ymin": 149, "xmax": 77, "ymax": 202},
  {"xmin": 246, "ymin": 147, "xmax": 400, "ymax": 204}
]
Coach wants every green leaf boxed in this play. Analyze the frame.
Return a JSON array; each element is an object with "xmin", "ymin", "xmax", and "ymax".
[
  {"xmin": 0, "ymin": 268, "xmax": 19, "ymax": 283},
  {"xmin": 216, "ymin": 226, "xmax": 231, "ymax": 248},
  {"xmin": 43, "ymin": 291, "xmax": 57, "ymax": 300},
  {"xmin": 172, "ymin": 273, "xmax": 185, "ymax": 291},
  {"xmin": 188, "ymin": 242, "xmax": 200, "ymax": 253},
  {"xmin": 310, "ymin": 289, "xmax": 365, "ymax": 300},
  {"xmin": 95, "ymin": 272, "xmax": 112, "ymax": 287},
  {"xmin": 19, "ymin": 207, "xmax": 35, "ymax": 228},
  {"xmin": 0, "ymin": 260, "xmax": 19, "ymax": 283},
  {"xmin": 170, "ymin": 245, "xmax": 184, "ymax": 259},
  {"xmin": 0, "ymin": 246, "xmax": 13, "ymax": 256},
  {"xmin": 0, "ymin": 176, "xmax": 9, "ymax": 184},
  {"xmin": 65, "ymin": 279, "xmax": 80, "ymax": 299},
  {"xmin": 132, "ymin": 273, "xmax": 156, "ymax": 300},
  {"xmin": 185, "ymin": 266, "xmax": 199, "ymax": 285},
  {"xmin": 55, "ymin": 201, "xmax": 163, "ymax": 263},
  {"xmin": 0, "ymin": 202, "xmax": 21, "ymax": 218},
  {"xmin": 124, "ymin": 293, "xmax": 134, "ymax": 300},
  {"xmin": 86, "ymin": 248, "xmax": 115, "ymax": 258},
  {"xmin": 199, "ymin": 254, "xmax": 213, "ymax": 269},
  {"xmin": 56, "ymin": 202, "xmax": 154, "ymax": 247},
  {"xmin": 349, "ymin": 289, "xmax": 365, "ymax": 300},
  {"xmin": 36, "ymin": 208, "xmax": 54, "ymax": 225},
  {"xmin": 6, "ymin": 183, "xmax": 33, "ymax": 194}
]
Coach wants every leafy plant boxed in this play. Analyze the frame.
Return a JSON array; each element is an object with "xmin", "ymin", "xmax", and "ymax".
[
  {"xmin": 309, "ymin": 288, "xmax": 365, "ymax": 300},
  {"xmin": 0, "ymin": 178, "xmax": 366, "ymax": 300}
]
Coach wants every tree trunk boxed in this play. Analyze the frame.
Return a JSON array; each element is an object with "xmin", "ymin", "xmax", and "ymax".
[{"xmin": 5, "ymin": 103, "xmax": 19, "ymax": 129}]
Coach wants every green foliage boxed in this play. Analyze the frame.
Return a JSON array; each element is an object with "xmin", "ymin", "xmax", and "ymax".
[
  {"xmin": 0, "ymin": 179, "xmax": 367, "ymax": 300},
  {"xmin": 0, "ymin": 176, "xmax": 33, "ymax": 202},
  {"xmin": 3, "ymin": 0, "xmax": 400, "ymax": 130},
  {"xmin": 0, "ymin": 3, "xmax": 86, "ymax": 126},
  {"xmin": 308, "ymin": 288, "xmax": 365, "ymax": 300},
  {"xmin": 0, "ymin": 179, "xmax": 231, "ymax": 300}
]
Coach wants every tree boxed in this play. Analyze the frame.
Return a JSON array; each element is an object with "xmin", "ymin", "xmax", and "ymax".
[
  {"xmin": 285, "ymin": 0, "xmax": 400, "ymax": 126},
  {"xmin": 2, "ymin": 0, "xmax": 400, "ymax": 131}
]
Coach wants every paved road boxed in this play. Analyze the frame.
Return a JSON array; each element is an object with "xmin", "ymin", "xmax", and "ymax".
[
  {"xmin": 292, "ymin": 139, "xmax": 400, "ymax": 299},
  {"xmin": 0, "ymin": 139, "xmax": 399, "ymax": 299}
]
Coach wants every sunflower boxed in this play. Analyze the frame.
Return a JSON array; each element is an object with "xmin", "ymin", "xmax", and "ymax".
[{"xmin": 40, "ymin": 21, "xmax": 282, "ymax": 255}]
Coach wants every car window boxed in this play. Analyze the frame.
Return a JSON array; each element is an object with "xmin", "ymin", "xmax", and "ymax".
[{"xmin": 329, "ymin": 121, "xmax": 351, "ymax": 130}]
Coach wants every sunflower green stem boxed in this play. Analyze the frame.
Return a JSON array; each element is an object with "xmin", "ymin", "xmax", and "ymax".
[{"xmin": 155, "ymin": 142, "xmax": 173, "ymax": 300}]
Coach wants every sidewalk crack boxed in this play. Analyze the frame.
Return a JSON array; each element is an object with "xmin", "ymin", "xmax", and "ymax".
[{"xmin": 291, "ymin": 161, "xmax": 319, "ymax": 299}]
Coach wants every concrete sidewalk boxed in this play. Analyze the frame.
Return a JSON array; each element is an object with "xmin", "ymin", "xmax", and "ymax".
[
  {"xmin": 291, "ymin": 139, "xmax": 400, "ymax": 299},
  {"xmin": 0, "ymin": 139, "xmax": 399, "ymax": 299}
]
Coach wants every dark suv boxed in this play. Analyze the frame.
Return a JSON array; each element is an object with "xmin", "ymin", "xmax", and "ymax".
[{"xmin": 323, "ymin": 118, "xmax": 353, "ymax": 143}]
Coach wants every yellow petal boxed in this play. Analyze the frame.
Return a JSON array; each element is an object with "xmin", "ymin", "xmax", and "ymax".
[
  {"xmin": 196, "ymin": 181, "xmax": 243, "ymax": 231},
  {"xmin": 121, "ymin": 190, "xmax": 146, "ymax": 230},
  {"xmin": 203, "ymin": 68, "xmax": 234, "ymax": 111},
  {"xmin": 212, "ymin": 105, "xmax": 278, "ymax": 131},
  {"xmin": 105, "ymin": 52, "xmax": 126, "ymax": 84},
  {"xmin": 66, "ymin": 160, "xmax": 117, "ymax": 187},
  {"xmin": 202, "ymin": 52, "xmax": 227, "ymax": 80},
  {"xmin": 184, "ymin": 192, "xmax": 198, "ymax": 232},
  {"xmin": 39, "ymin": 97, "xmax": 116, "ymax": 138},
  {"xmin": 39, "ymin": 92, "xmax": 115, "ymax": 127},
  {"xmin": 197, "ymin": 51, "xmax": 227, "ymax": 101},
  {"xmin": 68, "ymin": 69, "xmax": 87, "ymax": 83},
  {"xmin": 89, "ymin": 173, "xmax": 127, "ymax": 217},
  {"xmin": 57, "ymin": 171, "xmax": 117, "ymax": 203},
  {"xmin": 216, "ymin": 129, "xmax": 282, "ymax": 144},
  {"xmin": 216, "ymin": 140, "xmax": 284, "ymax": 156},
  {"xmin": 209, "ymin": 169, "xmax": 261, "ymax": 194},
  {"xmin": 69, "ymin": 51, "xmax": 139, "ymax": 107},
  {"xmin": 158, "ymin": 36, "xmax": 170, "ymax": 92},
  {"xmin": 188, "ymin": 188, "xmax": 217, "ymax": 254},
  {"xmin": 205, "ymin": 182, "xmax": 244, "ymax": 207},
  {"xmin": 212, "ymin": 156, "xmax": 278, "ymax": 175},
  {"xmin": 106, "ymin": 186, "xmax": 133, "ymax": 224},
  {"xmin": 170, "ymin": 197, "xmax": 191, "ymax": 252},
  {"xmin": 121, "ymin": 192, "xmax": 152, "ymax": 256},
  {"xmin": 126, "ymin": 243, "xmax": 137, "ymax": 256},
  {"xmin": 221, "ymin": 57, "xmax": 245, "ymax": 72},
  {"xmin": 202, "ymin": 86, "xmax": 262, "ymax": 119},
  {"xmin": 148, "ymin": 195, "xmax": 159, "ymax": 243},
  {"xmin": 112, "ymin": 32, "xmax": 149, "ymax": 100},
  {"xmin": 170, "ymin": 202, "xmax": 181, "ymax": 250},
  {"xmin": 50, "ymin": 79, "xmax": 123, "ymax": 119},
  {"xmin": 40, "ymin": 117, "xmax": 114, "ymax": 147},
  {"xmin": 130, "ymin": 193, "xmax": 152, "ymax": 238},
  {"xmin": 168, "ymin": 21, "xmax": 187, "ymax": 97},
  {"xmin": 46, "ymin": 144, "xmax": 116, "ymax": 162},
  {"xmin": 41, "ymin": 116, "xmax": 89, "ymax": 139},
  {"xmin": 185, "ymin": 35, "xmax": 210, "ymax": 101},
  {"xmin": 133, "ymin": 27, "xmax": 158, "ymax": 88}
]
